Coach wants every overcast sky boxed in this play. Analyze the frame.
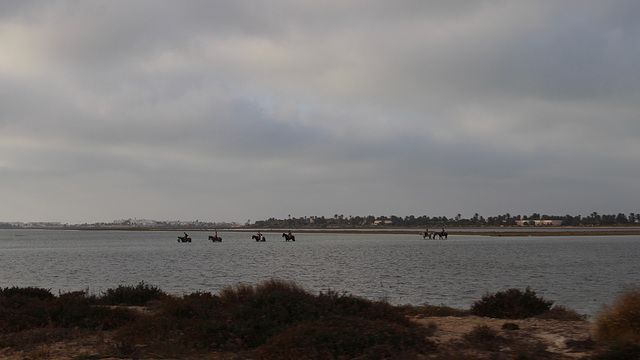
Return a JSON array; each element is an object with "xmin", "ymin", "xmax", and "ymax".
[{"xmin": 1, "ymin": 1, "xmax": 639, "ymax": 224}]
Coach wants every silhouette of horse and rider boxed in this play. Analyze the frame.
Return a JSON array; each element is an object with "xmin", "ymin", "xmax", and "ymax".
[
  {"xmin": 209, "ymin": 230, "xmax": 222, "ymax": 242},
  {"xmin": 252, "ymin": 231, "xmax": 266, "ymax": 242},
  {"xmin": 177, "ymin": 232, "xmax": 191, "ymax": 242},
  {"xmin": 252, "ymin": 231, "xmax": 296, "ymax": 242},
  {"xmin": 420, "ymin": 228, "xmax": 448, "ymax": 240},
  {"xmin": 178, "ymin": 231, "xmax": 222, "ymax": 242}
]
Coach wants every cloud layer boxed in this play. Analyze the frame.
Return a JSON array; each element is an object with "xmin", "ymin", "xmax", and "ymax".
[{"xmin": 1, "ymin": 1, "xmax": 639, "ymax": 223}]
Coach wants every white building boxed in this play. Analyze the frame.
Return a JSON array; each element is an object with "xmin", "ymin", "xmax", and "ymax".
[{"xmin": 515, "ymin": 220, "xmax": 563, "ymax": 226}]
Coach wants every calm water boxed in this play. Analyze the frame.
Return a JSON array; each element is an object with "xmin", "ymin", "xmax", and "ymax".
[{"xmin": 1, "ymin": 229, "xmax": 639, "ymax": 318}]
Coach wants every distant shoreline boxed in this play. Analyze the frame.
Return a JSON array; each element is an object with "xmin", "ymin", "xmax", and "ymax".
[
  {"xmin": 447, "ymin": 229, "xmax": 640, "ymax": 237},
  {"xmin": 236, "ymin": 228, "xmax": 640, "ymax": 237},
  {"xmin": 18, "ymin": 226, "xmax": 640, "ymax": 237}
]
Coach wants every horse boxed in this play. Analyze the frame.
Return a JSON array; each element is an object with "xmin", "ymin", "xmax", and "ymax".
[
  {"xmin": 209, "ymin": 235, "xmax": 222, "ymax": 242},
  {"xmin": 252, "ymin": 235, "xmax": 266, "ymax": 242},
  {"xmin": 282, "ymin": 233, "xmax": 295, "ymax": 241},
  {"xmin": 177, "ymin": 235, "xmax": 191, "ymax": 243},
  {"xmin": 419, "ymin": 232, "xmax": 432, "ymax": 239},
  {"xmin": 434, "ymin": 231, "xmax": 448, "ymax": 239}
]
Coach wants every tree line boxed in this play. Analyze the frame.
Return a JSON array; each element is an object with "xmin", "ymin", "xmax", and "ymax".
[{"xmin": 251, "ymin": 212, "xmax": 640, "ymax": 228}]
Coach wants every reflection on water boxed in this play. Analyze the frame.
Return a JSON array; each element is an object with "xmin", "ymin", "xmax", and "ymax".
[{"xmin": 1, "ymin": 229, "xmax": 639, "ymax": 317}]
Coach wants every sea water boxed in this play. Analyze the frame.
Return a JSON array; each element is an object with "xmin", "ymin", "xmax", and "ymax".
[{"xmin": 1, "ymin": 229, "xmax": 639, "ymax": 318}]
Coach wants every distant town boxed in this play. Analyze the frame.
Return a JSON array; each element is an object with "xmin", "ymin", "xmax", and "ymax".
[
  {"xmin": 0, "ymin": 219, "xmax": 240, "ymax": 230},
  {"xmin": 1, "ymin": 211, "xmax": 639, "ymax": 229}
]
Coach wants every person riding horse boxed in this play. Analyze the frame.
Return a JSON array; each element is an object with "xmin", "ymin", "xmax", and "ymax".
[
  {"xmin": 209, "ymin": 230, "xmax": 222, "ymax": 242},
  {"xmin": 177, "ymin": 233, "xmax": 191, "ymax": 242}
]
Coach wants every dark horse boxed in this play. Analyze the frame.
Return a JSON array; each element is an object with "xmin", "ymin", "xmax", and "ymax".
[
  {"xmin": 420, "ymin": 232, "xmax": 432, "ymax": 239},
  {"xmin": 252, "ymin": 235, "xmax": 266, "ymax": 242},
  {"xmin": 209, "ymin": 235, "xmax": 222, "ymax": 242},
  {"xmin": 434, "ymin": 231, "xmax": 448, "ymax": 239},
  {"xmin": 282, "ymin": 233, "xmax": 295, "ymax": 241},
  {"xmin": 177, "ymin": 235, "xmax": 191, "ymax": 243}
]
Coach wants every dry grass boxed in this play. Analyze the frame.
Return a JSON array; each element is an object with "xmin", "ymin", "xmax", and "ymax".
[{"xmin": 596, "ymin": 286, "xmax": 640, "ymax": 343}]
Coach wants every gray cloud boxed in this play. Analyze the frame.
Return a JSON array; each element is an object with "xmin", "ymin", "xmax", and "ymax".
[{"xmin": 1, "ymin": 1, "xmax": 639, "ymax": 223}]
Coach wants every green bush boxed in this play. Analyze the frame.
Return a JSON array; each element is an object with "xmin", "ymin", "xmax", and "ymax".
[
  {"xmin": 470, "ymin": 287, "xmax": 553, "ymax": 319},
  {"xmin": 596, "ymin": 287, "xmax": 640, "ymax": 343},
  {"xmin": 100, "ymin": 281, "xmax": 166, "ymax": 306}
]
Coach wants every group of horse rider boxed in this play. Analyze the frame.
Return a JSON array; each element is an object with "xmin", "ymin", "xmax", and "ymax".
[
  {"xmin": 422, "ymin": 228, "xmax": 447, "ymax": 239},
  {"xmin": 180, "ymin": 230, "xmax": 295, "ymax": 242},
  {"xmin": 255, "ymin": 230, "xmax": 294, "ymax": 241}
]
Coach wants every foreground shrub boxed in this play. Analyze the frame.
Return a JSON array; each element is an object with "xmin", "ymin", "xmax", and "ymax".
[
  {"xmin": 0, "ymin": 297, "xmax": 50, "ymax": 332},
  {"xmin": 227, "ymin": 279, "xmax": 319, "ymax": 347},
  {"xmin": 157, "ymin": 291, "xmax": 232, "ymax": 350},
  {"xmin": 470, "ymin": 287, "xmax": 553, "ymax": 319},
  {"xmin": 110, "ymin": 279, "xmax": 435, "ymax": 358},
  {"xmin": 463, "ymin": 324, "xmax": 499, "ymax": 342},
  {"xmin": 217, "ymin": 279, "xmax": 411, "ymax": 348},
  {"xmin": 0, "ymin": 289, "xmax": 136, "ymax": 334},
  {"xmin": 0, "ymin": 328, "xmax": 84, "ymax": 351},
  {"xmin": 589, "ymin": 341, "xmax": 640, "ymax": 360},
  {"xmin": 502, "ymin": 322, "xmax": 520, "ymax": 330},
  {"xmin": 161, "ymin": 291, "xmax": 222, "ymax": 320},
  {"xmin": 48, "ymin": 291, "xmax": 135, "ymax": 330},
  {"xmin": 596, "ymin": 287, "xmax": 640, "ymax": 343},
  {"xmin": 538, "ymin": 304, "xmax": 586, "ymax": 321},
  {"xmin": 0, "ymin": 287, "xmax": 54, "ymax": 301},
  {"xmin": 399, "ymin": 303, "xmax": 470, "ymax": 318},
  {"xmin": 463, "ymin": 325, "xmax": 509, "ymax": 352},
  {"xmin": 257, "ymin": 315, "xmax": 436, "ymax": 359},
  {"xmin": 100, "ymin": 281, "xmax": 166, "ymax": 306}
]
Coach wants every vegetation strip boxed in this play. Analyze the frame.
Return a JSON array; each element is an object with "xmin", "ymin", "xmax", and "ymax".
[
  {"xmin": 225, "ymin": 228, "xmax": 640, "ymax": 237},
  {"xmin": 1, "ymin": 281, "xmax": 639, "ymax": 359}
]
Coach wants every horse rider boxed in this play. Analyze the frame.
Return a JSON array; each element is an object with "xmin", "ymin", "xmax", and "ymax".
[{"xmin": 183, "ymin": 232, "xmax": 188, "ymax": 240}]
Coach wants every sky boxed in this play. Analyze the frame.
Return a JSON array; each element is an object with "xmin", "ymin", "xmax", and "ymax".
[{"xmin": 1, "ymin": 1, "xmax": 639, "ymax": 224}]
